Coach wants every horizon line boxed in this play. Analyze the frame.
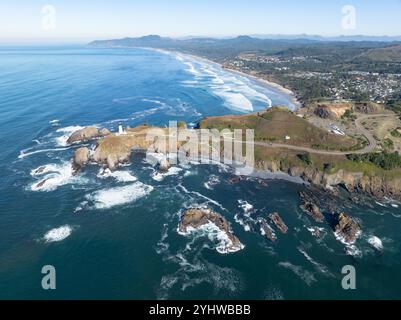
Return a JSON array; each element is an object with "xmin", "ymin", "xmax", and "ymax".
[{"xmin": 1, "ymin": 33, "xmax": 401, "ymax": 45}]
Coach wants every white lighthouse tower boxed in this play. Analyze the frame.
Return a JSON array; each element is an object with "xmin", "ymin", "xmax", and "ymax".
[{"xmin": 118, "ymin": 122, "xmax": 126, "ymax": 135}]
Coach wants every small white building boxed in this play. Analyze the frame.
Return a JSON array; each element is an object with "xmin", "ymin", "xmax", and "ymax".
[
  {"xmin": 118, "ymin": 123, "xmax": 127, "ymax": 135},
  {"xmin": 285, "ymin": 135, "xmax": 291, "ymax": 141}
]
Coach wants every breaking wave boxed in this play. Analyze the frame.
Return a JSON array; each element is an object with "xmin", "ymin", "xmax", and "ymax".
[
  {"xmin": 97, "ymin": 168, "xmax": 137, "ymax": 182},
  {"xmin": 29, "ymin": 162, "xmax": 86, "ymax": 192},
  {"xmin": 177, "ymin": 221, "xmax": 244, "ymax": 254},
  {"xmin": 85, "ymin": 182, "xmax": 154, "ymax": 209},
  {"xmin": 43, "ymin": 225, "xmax": 73, "ymax": 242}
]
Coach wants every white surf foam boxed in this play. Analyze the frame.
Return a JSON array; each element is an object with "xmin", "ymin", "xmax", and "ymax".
[
  {"xmin": 19, "ymin": 146, "xmax": 73, "ymax": 159},
  {"xmin": 97, "ymin": 168, "xmax": 137, "ymax": 182},
  {"xmin": 152, "ymin": 167, "xmax": 183, "ymax": 182},
  {"xmin": 29, "ymin": 162, "xmax": 84, "ymax": 192},
  {"xmin": 298, "ymin": 247, "xmax": 333, "ymax": 277},
  {"xmin": 278, "ymin": 262, "xmax": 317, "ymax": 286},
  {"xmin": 203, "ymin": 174, "xmax": 220, "ymax": 190},
  {"xmin": 43, "ymin": 225, "xmax": 72, "ymax": 242},
  {"xmin": 176, "ymin": 53, "xmax": 274, "ymax": 113},
  {"xmin": 55, "ymin": 125, "xmax": 85, "ymax": 146},
  {"xmin": 178, "ymin": 221, "xmax": 244, "ymax": 254},
  {"xmin": 367, "ymin": 236, "xmax": 383, "ymax": 251},
  {"xmin": 86, "ymin": 182, "xmax": 153, "ymax": 209},
  {"xmin": 49, "ymin": 119, "xmax": 60, "ymax": 127},
  {"xmin": 234, "ymin": 214, "xmax": 252, "ymax": 232},
  {"xmin": 238, "ymin": 200, "xmax": 253, "ymax": 216}
]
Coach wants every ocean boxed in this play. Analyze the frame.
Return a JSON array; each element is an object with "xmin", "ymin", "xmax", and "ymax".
[{"xmin": 0, "ymin": 46, "xmax": 400, "ymax": 299}]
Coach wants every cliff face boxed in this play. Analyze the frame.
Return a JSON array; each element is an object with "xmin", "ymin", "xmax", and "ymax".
[{"xmin": 256, "ymin": 160, "xmax": 401, "ymax": 200}]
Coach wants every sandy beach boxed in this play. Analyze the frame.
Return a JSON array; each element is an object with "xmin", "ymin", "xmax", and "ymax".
[{"xmin": 141, "ymin": 47, "xmax": 303, "ymax": 110}]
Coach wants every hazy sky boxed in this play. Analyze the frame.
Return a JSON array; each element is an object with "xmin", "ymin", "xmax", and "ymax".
[{"xmin": 1, "ymin": 0, "xmax": 400, "ymax": 42}]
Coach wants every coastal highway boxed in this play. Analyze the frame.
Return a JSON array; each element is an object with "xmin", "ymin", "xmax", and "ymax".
[{"xmin": 243, "ymin": 114, "xmax": 394, "ymax": 156}]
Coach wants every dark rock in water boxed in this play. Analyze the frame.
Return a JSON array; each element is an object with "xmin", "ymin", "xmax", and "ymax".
[
  {"xmin": 308, "ymin": 226, "xmax": 323, "ymax": 238},
  {"xmin": 299, "ymin": 191, "xmax": 325, "ymax": 223},
  {"xmin": 269, "ymin": 212, "xmax": 288, "ymax": 234},
  {"xmin": 34, "ymin": 166, "xmax": 46, "ymax": 175},
  {"xmin": 333, "ymin": 212, "xmax": 361, "ymax": 244},
  {"xmin": 227, "ymin": 176, "xmax": 241, "ymax": 184},
  {"xmin": 67, "ymin": 126, "xmax": 110, "ymax": 144},
  {"xmin": 258, "ymin": 218, "xmax": 277, "ymax": 242},
  {"xmin": 258, "ymin": 179, "xmax": 268, "ymax": 187},
  {"xmin": 35, "ymin": 178, "xmax": 49, "ymax": 188},
  {"xmin": 178, "ymin": 208, "xmax": 244, "ymax": 253}
]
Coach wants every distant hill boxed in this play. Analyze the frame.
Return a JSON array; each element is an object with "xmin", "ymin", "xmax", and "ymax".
[
  {"xmin": 359, "ymin": 45, "xmax": 401, "ymax": 62},
  {"xmin": 88, "ymin": 34, "xmax": 401, "ymax": 62}
]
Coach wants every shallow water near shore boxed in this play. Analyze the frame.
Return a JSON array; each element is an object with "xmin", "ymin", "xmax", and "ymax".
[{"xmin": 0, "ymin": 46, "xmax": 400, "ymax": 299}]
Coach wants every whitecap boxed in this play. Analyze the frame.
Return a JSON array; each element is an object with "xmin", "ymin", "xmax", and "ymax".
[
  {"xmin": 234, "ymin": 214, "xmax": 252, "ymax": 232},
  {"xmin": 203, "ymin": 174, "xmax": 220, "ymax": 190},
  {"xmin": 238, "ymin": 200, "xmax": 253, "ymax": 216},
  {"xmin": 298, "ymin": 247, "xmax": 333, "ymax": 277},
  {"xmin": 97, "ymin": 168, "xmax": 137, "ymax": 182},
  {"xmin": 178, "ymin": 221, "xmax": 244, "ymax": 254},
  {"xmin": 375, "ymin": 201, "xmax": 386, "ymax": 207},
  {"xmin": 19, "ymin": 146, "xmax": 73, "ymax": 159},
  {"xmin": 43, "ymin": 225, "xmax": 72, "ymax": 242},
  {"xmin": 367, "ymin": 236, "xmax": 383, "ymax": 251},
  {"xmin": 86, "ymin": 182, "xmax": 153, "ymax": 209},
  {"xmin": 29, "ymin": 162, "xmax": 84, "ymax": 192},
  {"xmin": 345, "ymin": 245, "xmax": 362, "ymax": 257},
  {"xmin": 152, "ymin": 167, "xmax": 183, "ymax": 182}
]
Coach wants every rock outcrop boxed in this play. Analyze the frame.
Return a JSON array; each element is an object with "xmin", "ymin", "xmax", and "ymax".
[
  {"xmin": 158, "ymin": 158, "xmax": 171, "ymax": 172},
  {"xmin": 312, "ymin": 102, "xmax": 353, "ymax": 120},
  {"xmin": 333, "ymin": 212, "xmax": 361, "ymax": 244},
  {"xmin": 256, "ymin": 159, "xmax": 401, "ymax": 201},
  {"xmin": 67, "ymin": 126, "xmax": 109, "ymax": 144},
  {"xmin": 269, "ymin": 212, "xmax": 288, "ymax": 234},
  {"xmin": 72, "ymin": 147, "xmax": 90, "ymax": 174},
  {"xmin": 227, "ymin": 176, "xmax": 241, "ymax": 184},
  {"xmin": 314, "ymin": 105, "xmax": 331, "ymax": 119},
  {"xmin": 99, "ymin": 128, "xmax": 111, "ymax": 136},
  {"xmin": 178, "ymin": 208, "xmax": 244, "ymax": 253},
  {"xmin": 258, "ymin": 218, "xmax": 277, "ymax": 242},
  {"xmin": 354, "ymin": 102, "xmax": 384, "ymax": 114},
  {"xmin": 299, "ymin": 191, "xmax": 325, "ymax": 223}
]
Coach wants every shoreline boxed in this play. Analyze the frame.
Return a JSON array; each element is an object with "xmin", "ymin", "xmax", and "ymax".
[
  {"xmin": 113, "ymin": 45, "xmax": 303, "ymax": 111},
  {"xmin": 222, "ymin": 66, "xmax": 303, "ymax": 110},
  {"xmin": 171, "ymin": 49, "xmax": 303, "ymax": 110}
]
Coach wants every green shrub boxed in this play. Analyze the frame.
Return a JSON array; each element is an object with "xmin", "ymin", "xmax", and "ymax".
[{"xmin": 347, "ymin": 151, "xmax": 401, "ymax": 170}]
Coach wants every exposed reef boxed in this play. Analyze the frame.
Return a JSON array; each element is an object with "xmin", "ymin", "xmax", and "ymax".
[
  {"xmin": 333, "ymin": 212, "xmax": 361, "ymax": 244},
  {"xmin": 268, "ymin": 212, "xmax": 288, "ymax": 234},
  {"xmin": 178, "ymin": 208, "xmax": 244, "ymax": 254}
]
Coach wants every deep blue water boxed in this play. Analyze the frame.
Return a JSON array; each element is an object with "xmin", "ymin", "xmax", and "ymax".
[{"xmin": 0, "ymin": 46, "xmax": 400, "ymax": 299}]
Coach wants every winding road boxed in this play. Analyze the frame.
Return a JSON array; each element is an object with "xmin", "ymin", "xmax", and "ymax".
[{"xmin": 244, "ymin": 114, "xmax": 394, "ymax": 156}]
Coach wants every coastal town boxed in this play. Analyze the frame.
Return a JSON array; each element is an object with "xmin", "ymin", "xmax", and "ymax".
[{"xmin": 223, "ymin": 52, "xmax": 401, "ymax": 105}]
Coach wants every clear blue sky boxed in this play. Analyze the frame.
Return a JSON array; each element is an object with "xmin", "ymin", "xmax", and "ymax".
[{"xmin": 1, "ymin": 0, "xmax": 400, "ymax": 42}]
